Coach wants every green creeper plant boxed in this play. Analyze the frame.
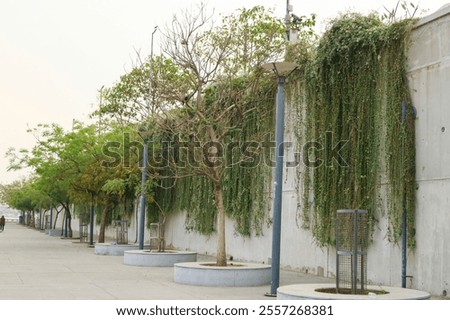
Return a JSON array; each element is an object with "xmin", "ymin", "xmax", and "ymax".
[{"xmin": 292, "ymin": 14, "xmax": 416, "ymax": 247}]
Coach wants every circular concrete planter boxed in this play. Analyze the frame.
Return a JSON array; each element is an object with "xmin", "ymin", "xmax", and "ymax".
[
  {"xmin": 124, "ymin": 250, "xmax": 197, "ymax": 267},
  {"xmin": 47, "ymin": 229, "xmax": 63, "ymax": 237},
  {"xmin": 174, "ymin": 262, "xmax": 271, "ymax": 287},
  {"xmin": 277, "ymin": 283, "xmax": 431, "ymax": 300},
  {"xmin": 95, "ymin": 243, "xmax": 146, "ymax": 256}
]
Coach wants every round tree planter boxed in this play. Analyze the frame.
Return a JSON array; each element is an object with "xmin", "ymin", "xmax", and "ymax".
[
  {"xmin": 95, "ymin": 243, "xmax": 147, "ymax": 256},
  {"xmin": 124, "ymin": 250, "xmax": 197, "ymax": 267},
  {"xmin": 174, "ymin": 262, "xmax": 271, "ymax": 287},
  {"xmin": 47, "ymin": 229, "xmax": 63, "ymax": 237},
  {"xmin": 277, "ymin": 283, "xmax": 431, "ymax": 300}
]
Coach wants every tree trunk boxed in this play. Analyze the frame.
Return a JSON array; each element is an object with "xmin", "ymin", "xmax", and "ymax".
[
  {"xmin": 31, "ymin": 210, "xmax": 35, "ymax": 228},
  {"xmin": 61, "ymin": 210, "xmax": 65, "ymax": 236},
  {"xmin": 98, "ymin": 201, "xmax": 110, "ymax": 243},
  {"xmin": 65, "ymin": 206, "xmax": 73, "ymax": 238},
  {"xmin": 213, "ymin": 181, "xmax": 227, "ymax": 266},
  {"xmin": 53, "ymin": 210, "xmax": 59, "ymax": 229}
]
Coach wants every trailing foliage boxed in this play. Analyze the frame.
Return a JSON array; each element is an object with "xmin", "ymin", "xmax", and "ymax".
[
  {"xmin": 150, "ymin": 77, "xmax": 276, "ymax": 236},
  {"xmin": 293, "ymin": 14, "xmax": 416, "ymax": 247}
]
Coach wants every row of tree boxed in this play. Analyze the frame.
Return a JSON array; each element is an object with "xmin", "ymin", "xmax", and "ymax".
[
  {"xmin": 1, "ymin": 5, "xmax": 316, "ymax": 266},
  {"xmin": 1, "ymin": 122, "xmax": 142, "ymax": 242}
]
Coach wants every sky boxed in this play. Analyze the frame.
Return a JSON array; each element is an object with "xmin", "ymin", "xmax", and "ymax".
[{"xmin": 0, "ymin": 0, "xmax": 448, "ymax": 185}]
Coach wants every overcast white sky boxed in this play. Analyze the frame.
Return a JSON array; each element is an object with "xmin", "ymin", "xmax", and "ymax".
[{"xmin": 0, "ymin": 0, "xmax": 447, "ymax": 184}]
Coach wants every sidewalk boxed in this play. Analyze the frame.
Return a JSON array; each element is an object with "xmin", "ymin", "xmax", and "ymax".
[{"xmin": 0, "ymin": 223, "xmax": 332, "ymax": 300}]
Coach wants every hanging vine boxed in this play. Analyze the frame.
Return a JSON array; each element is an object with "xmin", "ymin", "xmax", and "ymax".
[
  {"xmin": 292, "ymin": 14, "xmax": 416, "ymax": 247},
  {"xmin": 150, "ymin": 78, "xmax": 275, "ymax": 236}
]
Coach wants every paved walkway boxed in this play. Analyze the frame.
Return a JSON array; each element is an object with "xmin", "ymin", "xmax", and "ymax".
[{"xmin": 0, "ymin": 223, "xmax": 332, "ymax": 300}]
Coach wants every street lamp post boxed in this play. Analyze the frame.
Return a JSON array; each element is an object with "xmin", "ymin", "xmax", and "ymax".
[
  {"xmin": 262, "ymin": 61, "xmax": 298, "ymax": 297},
  {"xmin": 138, "ymin": 139, "xmax": 149, "ymax": 250},
  {"xmin": 89, "ymin": 193, "xmax": 95, "ymax": 247},
  {"xmin": 138, "ymin": 26, "xmax": 158, "ymax": 250},
  {"xmin": 49, "ymin": 206, "xmax": 53, "ymax": 231}
]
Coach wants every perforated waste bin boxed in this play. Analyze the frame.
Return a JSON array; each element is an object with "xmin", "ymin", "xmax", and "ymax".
[{"xmin": 336, "ymin": 209, "xmax": 369, "ymax": 294}]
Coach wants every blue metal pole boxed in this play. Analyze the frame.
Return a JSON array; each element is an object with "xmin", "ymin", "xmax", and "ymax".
[
  {"xmin": 89, "ymin": 193, "xmax": 94, "ymax": 246},
  {"xmin": 269, "ymin": 75, "xmax": 286, "ymax": 296},
  {"xmin": 138, "ymin": 140, "xmax": 148, "ymax": 250},
  {"xmin": 49, "ymin": 207, "xmax": 53, "ymax": 230},
  {"xmin": 401, "ymin": 100, "xmax": 407, "ymax": 288},
  {"xmin": 138, "ymin": 26, "xmax": 157, "ymax": 250},
  {"xmin": 401, "ymin": 192, "xmax": 407, "ymax": 288},
  {"xmin": 63, "ymin": 209, "xmax": 68, "ymax": 238}
]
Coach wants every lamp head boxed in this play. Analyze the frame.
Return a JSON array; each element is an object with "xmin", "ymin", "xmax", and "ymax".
[{"xmin": 261, "ymin": 61, "xmax": 299, "ymax": 77}]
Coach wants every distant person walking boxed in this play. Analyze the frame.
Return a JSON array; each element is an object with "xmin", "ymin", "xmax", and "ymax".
[{"xmin": 0, "ymin": 215, "xmax": 5, "ymax": 231}]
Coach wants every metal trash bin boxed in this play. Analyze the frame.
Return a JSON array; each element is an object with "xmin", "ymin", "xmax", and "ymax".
[
  {"xmin": 114, "ymin": 220, "xmax": 128, "ymax": 244},
  {"xmin": 336, "ymin": 209, "xmax": 369, "ymax": 294}
]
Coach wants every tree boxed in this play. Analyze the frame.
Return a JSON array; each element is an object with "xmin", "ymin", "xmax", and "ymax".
[
  {"xmin": 151, "ymin": 5, "xmax": 287, "ymax": 266},
  {"xmin": 7, "ymin": 124, "xmax": 76, "ymax": 235},
  {"xmin": 54, "ymin": 121, "xmax": 144, "ymax": 242},
  {"xmin": 7, "ymin": 121, "xmax": 143, "ymax": 241},
  {"xmin": 98, "ymin": 5, "xmax": 284, "ymax": 266},
  {"xmin": 0, "ymin": 178, "xmax": 51, "ymax": 227}
]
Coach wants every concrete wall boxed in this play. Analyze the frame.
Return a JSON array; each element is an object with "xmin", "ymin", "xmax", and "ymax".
[
  {"xmin": 406, "ymin": 4, "xmax": 450, "ymax": 296},
  {"xmin": 67, "ymin": 5, "xmax": 450, "ymax": 297}
]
